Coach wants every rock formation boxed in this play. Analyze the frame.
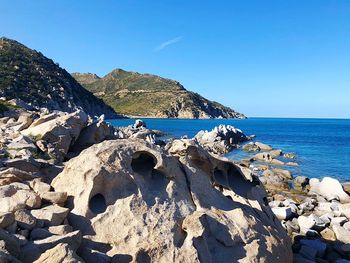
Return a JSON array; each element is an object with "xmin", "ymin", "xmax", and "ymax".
[
  {"xmin": 52, "ymin": 139, "xmax": 292, "ymax": 262},
  {"xmin": 194, "ymin": 124, "xmax": 248, "ymax": 155}
]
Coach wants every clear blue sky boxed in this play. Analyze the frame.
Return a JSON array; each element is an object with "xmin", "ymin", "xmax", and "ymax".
[{"xmin": 1, "ymin": 0, "xmax": 350, "ymax": 118}]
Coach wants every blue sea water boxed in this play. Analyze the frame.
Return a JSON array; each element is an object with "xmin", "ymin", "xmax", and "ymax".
[{"xmin": 108, "ymin": 118, "xmax": 350, "ymax": 182}]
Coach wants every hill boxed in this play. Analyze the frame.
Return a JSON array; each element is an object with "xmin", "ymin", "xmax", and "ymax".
[
  {"xmin": 0, "ymin": 37, "xmax": 121, "ymax": 118},
  {"xmin": 72, "ymin": 69, "xmax": 246, "ymax": 119}
]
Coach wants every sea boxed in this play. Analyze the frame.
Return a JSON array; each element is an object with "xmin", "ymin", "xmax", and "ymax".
[{"xmin": 108, "ymin": 118, "xmax": 350, "ymax": 182}]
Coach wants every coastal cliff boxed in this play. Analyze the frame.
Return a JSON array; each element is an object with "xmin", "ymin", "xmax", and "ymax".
[{"xmin": 72, "ymin": 69, "xmax": 246, "ymax": 119}]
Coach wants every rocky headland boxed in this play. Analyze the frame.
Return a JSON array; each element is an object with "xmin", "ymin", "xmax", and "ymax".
[{"xmin": 72, "ymin": 69, "xmax": 246, "ymax": 119}]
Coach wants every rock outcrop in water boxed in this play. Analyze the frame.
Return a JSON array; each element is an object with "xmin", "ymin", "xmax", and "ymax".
[{"xmin": 194, "ymin": 125, "xmax": 249, "ymax": 155}]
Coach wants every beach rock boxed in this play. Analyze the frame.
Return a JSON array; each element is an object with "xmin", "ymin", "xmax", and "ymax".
[
  {"xmin": 286, "ymin": 162, "xmax": 299, "ymax": 166},
  {"xmin": 30, "ymin": 228, "xmax": 53, "ymax": 240},
  {"xmin": 255, "ymin": 142, "xmax": 272, "ymax": 151},
  {"xmin": 194, "ymin": 125, "xmax": 247, "ymax": 154},
  {"xmin": 0, "ymin": 188, "xmax": 41, "ymax": 213},
  {"xmin": 0, "ymin": 246, "xmax": 22, "ymax": 263},
  {"xmin": 70, "ymin": 120, "xmax": 115, "ymax": 152},
  {"xmin": 309, "ymin": 177, "xmax": 350, "ymax": 203},
  {"xmin": 33, "ymin": 243, "xmax": 83, "ymax": 263},
  {"xmin": 0, "ymin": 228, "xmax": 20, "ymax": 258},
  {"xmin": 0, "ymin": 212, "xmax": 14, "ymax": 229},
  {"xmin": 259, "ymin": 175, "xmax": 290, "ymax": 191},
  {"xmin": 299, "ymin": 239, "xmax": 327, "ymax": 257},
  {"xmin": 242, "ymin": 142, "xmax": 260, "ymax": 152},
  {"xmin": 3, "ymin": 157, "xmax": 41, "ymax": 173},
  {"xmin": 21, "ymin": 110, "xmax": 88, "ymax": 162},
  {"xmin": 133, "ymin": 119, "xmax": 146, "ymax": 129},
  {"xmin": 272, "ymin": 168, "xmax": 292, "ymax": 180},
  {"xmin": 14, "ymin": 209, "xmax": 37, "ymax": 230},
  {"xmin": 21, "ymin": 230, "xmax": 82, "ymax": 262},
  {"xmin": 284, "ymin": 153, "xmax": 297, "ymax": 159},
  {"xmin": 298, "ymin": 215, "xmax": 316, "ymax": 231},
  {"xmin": 299, "ymin": 245, "xmax": 318, "ymax": 260},
  {"xmin": 343, "ymin": 221, "xmax": 350, "ymax": 231},
  {"xmin": 52, "ymin": 138, "xmax": 292, "ymax": 262},
  {"xmin": 48, "ymin": 225, "xmax": 73, "ymax": 235},
  {"xmin": 333, "ymin": 225, "xmax": 350, "ymax": 243},
  {"xmin": 253, "ymin": 149, "xmax": 282, "ymax": 163},
  {"xmin": 30, "ymin": 205, "xmax": 69, "ymax": 227},
  {"xmin": 29, "ymin": 180, "xmax": 51, "ymax": 195},
  {"xmin": 6, "ymin": 135, "xmax": 36, "ymax": 151},
  {"xmin": 331, "ymin": 217, "xmax": 348, "ymax": 226},
  {"xmin": 0, "ymin": 168, "xmax": 34, "ymax": 186},
  {"xmin": 40, "ymin": 192, "xmax": 67, "ymax": 204},
  {"xmin": 320, "ymin": 227, "xmax": 336, "ymax": 241},
  {"xmin": 294, "ymin": 176, "xmax": 310, "ymax": 190},
  {"xmin": 285, "ymin": 219, "xmax": 300, "ymax": 234},
  {"xmin": 272, "ymin": 207, "xmax": 293, "ymax": 220}
]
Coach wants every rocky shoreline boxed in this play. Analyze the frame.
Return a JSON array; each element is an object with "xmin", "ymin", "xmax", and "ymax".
[
  {"xmin": 230, "ymin": 137, "xmax": 350, "ymax": 262},
  {"xmin": 0, "ymin": 100, "xmax": 349, "ymax": 262}
]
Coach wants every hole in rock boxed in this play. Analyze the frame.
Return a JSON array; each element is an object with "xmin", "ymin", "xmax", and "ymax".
[
  {"xmin": 131, "ymin": 152, "xmax": 156, "ymax": 175},
  {"xmin": 227, "ymin": 166, "xmax": 259, "ymax": 199},
  {"xmin": 213, "ymin": 168, "xmax": 229, "ymax": 188},
  {"xmin": 89, "ymin": 193, "xmax": 107, "ymax": 214}
]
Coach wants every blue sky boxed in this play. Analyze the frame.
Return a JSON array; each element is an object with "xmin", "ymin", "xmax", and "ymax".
[{"xmin": 1, "ymin": 0, "xmax": 350, "ymax": 118}]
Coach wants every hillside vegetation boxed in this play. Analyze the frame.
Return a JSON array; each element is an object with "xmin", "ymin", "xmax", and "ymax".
[
  {"xmin": 0, "ymin": 37, "xmax": 120, "ymax": 118},
  {"xmin": 72, "ymin": 69, "xmax": 246, "ymax": 119}
]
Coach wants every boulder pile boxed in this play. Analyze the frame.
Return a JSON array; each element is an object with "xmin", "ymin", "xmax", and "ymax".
[
  {"xmin": 0, "ymin": 105, "xmax": 293, "ymax": 262},
  {"xmin": 237, "ymin": 138, "xmax": 350, "ymax": 262}
]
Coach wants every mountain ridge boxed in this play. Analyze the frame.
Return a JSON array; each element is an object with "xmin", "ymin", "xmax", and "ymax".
[{"xmin": 72, "ymin": 69, "xmax": 246, "ymax": 119}]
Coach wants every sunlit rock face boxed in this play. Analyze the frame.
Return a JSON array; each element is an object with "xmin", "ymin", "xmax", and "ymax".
[{"xmin": 52, "ymin": 139, "xmax": 292, "ymax": 262}]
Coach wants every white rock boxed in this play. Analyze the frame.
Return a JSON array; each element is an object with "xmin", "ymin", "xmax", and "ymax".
[
  {"xmin": 310, "ymin": 177, "xmax": 350, "ymax": 204},
  {"xmin": 272, "ymin": 207, "xmax": 293, "ymax": 220},
  {"xmin": 333, "ymin": 225, "xmax": 350, "ymax": 243},
  {"xmin": 52, "ymin": 139, "xmax": 293, "ymax": 262}
]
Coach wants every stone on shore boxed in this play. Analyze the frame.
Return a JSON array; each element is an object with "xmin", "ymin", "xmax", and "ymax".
[
  {"xmin": 30, "ymin": 205, "xmax": 69, "ymax": 227},
  {"xmin": 33, "ymin": 243, "xmax": 83, "ymax": 263},
  {"xmin": 310, "ymin": 177, "xmax": 350, "ymax": 203},
  {"xmin": 272, "ymin": 207, "xmax": 293, "ymax": 220},
  {"xmin": 0, "ymin": 212, "xmax": 14, "ymax": 229},
  {"xmin": 21, "ymin": 110, "xmax": 88, "ymax": 162}
]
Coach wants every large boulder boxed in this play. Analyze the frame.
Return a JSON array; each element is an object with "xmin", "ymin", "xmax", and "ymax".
[
  {"xmin": 309, "ymin": 177, "xmax": 350, "ymax": 203},
  {"xmin": 34, "ymin": 243, "xmax": 83, "ymax": 263},
  {"xmin": 194, "ymin": 125, "xmax": 248, "ymax": 154},
  {"xmin": 52, "ymin": 139, "xmax": 292, "ymax": 262},
  {"xmin": 21, "ymin": 110, "xmax": 88, "ymax": 162},
  {"xmin": 70, "ymin": 120, "xmax": 115, "ymax": 152}
]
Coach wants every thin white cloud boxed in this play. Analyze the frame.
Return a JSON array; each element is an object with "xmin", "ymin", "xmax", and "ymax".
[{"xmin": 154, "ymin": 36, "xmax": 183, "ymax": 52}]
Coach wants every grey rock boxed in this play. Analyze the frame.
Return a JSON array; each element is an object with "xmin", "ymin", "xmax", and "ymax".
[{"xmin": 0, "ymin": 212, "xmax": 14, "ymax": 229}]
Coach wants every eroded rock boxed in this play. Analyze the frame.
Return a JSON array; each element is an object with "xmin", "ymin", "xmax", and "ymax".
[{"xmin": 52, "ymin": 138, "xmax": 292, "ymax": 262}]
